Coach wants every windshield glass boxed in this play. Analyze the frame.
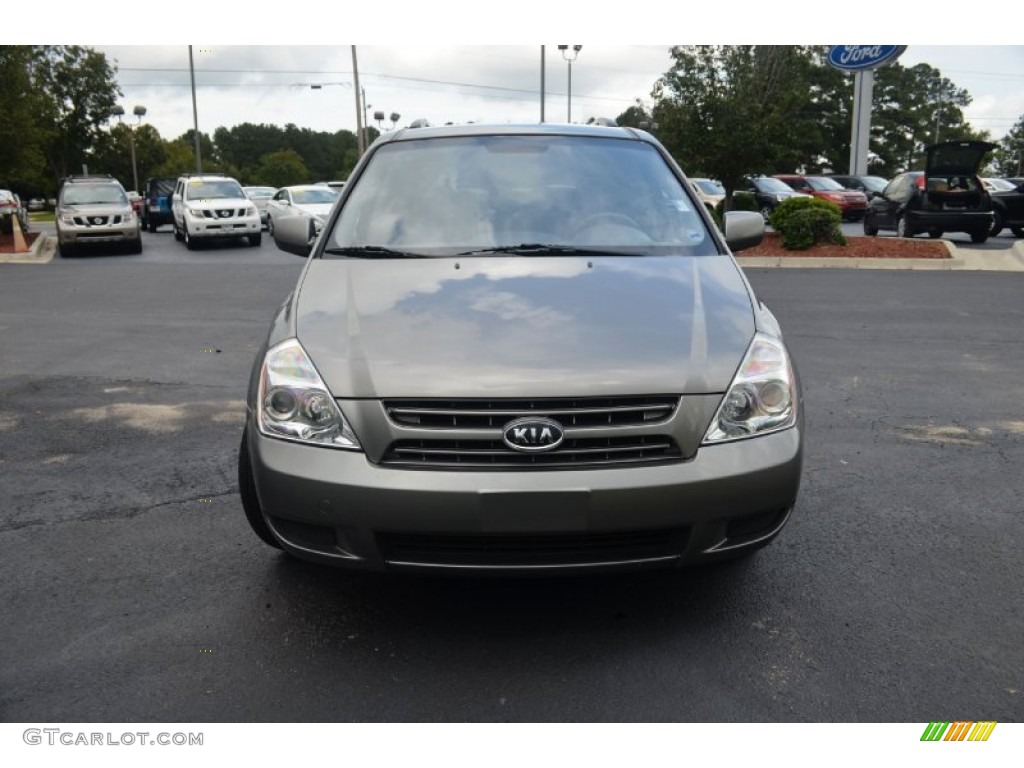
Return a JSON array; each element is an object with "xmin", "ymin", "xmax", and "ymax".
[
  {"xmin": 328, "ymin": 135, "xmax": 713, "ymax": 256},
  {"xmin": 292, "ymin": 188, "xmax": 338, "ymax": 204},
  {"xmin": 245, "ymin": 188, "xmax": 275, "ymax": 199},
  {"xmin": 986, "ymin": 178, "xmax": 1015, "ymax": 192},
  {"xmin": 806, "ymin": 177, "xmax": 846, "ymax": 192},
  {"xmin": 694, "ymin": 180, "xmax": 725, "ymax": 195},
  {"xmin": 61, "ymin": 185, "xmax": 128, "ymax": 205},
  {"xmin": 752, "ymin": 177, "xmax": 793, "ymax": 194},
  {"xmin": 185, "ymin": 180, "xmax": 245, "ymax": 200}
]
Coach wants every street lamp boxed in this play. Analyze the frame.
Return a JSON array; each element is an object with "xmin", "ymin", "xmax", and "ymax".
[
  {"xmin": 111, "ymin": 104, "xmax": 147, "ymax": 193},
  {"xmin": 557, "ymin": 44, "xmax": 582, "ymax": 123},
  {"xmin": 373, "ymin": 110, "xmax": 402, "ymax": 131}
]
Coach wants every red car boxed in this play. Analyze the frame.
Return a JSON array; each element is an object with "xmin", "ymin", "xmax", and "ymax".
[{"xmin": 773, "ymin": 174, "xmax": 868, "ymax": 221}]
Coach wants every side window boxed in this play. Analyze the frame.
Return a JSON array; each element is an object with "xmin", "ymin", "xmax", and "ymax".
[
  {"xmin": 273, "ymin": 191, "xmax": 285, "ymax": 202},
  {"xmin": 882, "ymin": 176, "xmax": 902, "ymax": 199}
]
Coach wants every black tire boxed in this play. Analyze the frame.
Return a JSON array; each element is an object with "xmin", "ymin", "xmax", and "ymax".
[
  {"xmin": 249, "ymin": 232, "xmax": 262, "ymax": 247},
  {"xmin": 125, "ymin": 236, "xmax": 143, "ymax": 255},
  {"xmin": 896, "ymin": 215, "xmax": 914, "ymax": 238},
  {"xmin": 173, "ymin": 218, "xmax": 183, "ymax": 241},
  {"xmin": 927, "ymin": 229, "xmax": 943, "ymax": 239},
  {"xmin": 863, "ymin": 215, "xmax": 878, "ymax": 236},
  {"xmin": 58, "ymin": 240, "xmax": 76, "ymax": 258},
  {"xmin": 970, "ymin": 229, "xmax": 989, "ymax": 244},
  {"xmin": 238, "ymin": 428, "xmax": 282, "ymax": 549},
  {"xmin": 147, "ymin": 217, "xmax": 157, "ymax": 233},
  {"xmin": 267, "ymin": 216, "xmax": 274, "ymax": 236},
  {"xmin": 759, "ymin": 205, "xmax": 773, "ymax": 224},
  {"xmin": 184, "ymin": 223, "xmax": 197, "ymax": 250},
  {"xmin": 990, "ymin": 210, "xmax": 1003, "ymax": 237},
  {"xmin": 1012, "ymin": 227, "xmax": 1024, "ymax": 238}
]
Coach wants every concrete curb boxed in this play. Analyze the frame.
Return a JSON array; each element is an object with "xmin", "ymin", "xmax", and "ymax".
[{"xmin": 0, "ymin": 232, "xmax": 53, "ymax": 264}]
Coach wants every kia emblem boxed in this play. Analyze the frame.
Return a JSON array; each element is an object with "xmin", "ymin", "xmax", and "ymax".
[{"xmin": 502, "ymin": 417, "xmax": 565, "ymax": 453}]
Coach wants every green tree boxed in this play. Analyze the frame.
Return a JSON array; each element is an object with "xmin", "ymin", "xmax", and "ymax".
[
  {"xmin": 0, "ymin": 46, "xmax": 50, "ymax": 194},
  {"xmin": 31, "ymin": 45, "xmax": 121, "ymax": 184},
  {"xmin": 651, "ymin": 46, "xmax": 819, "ymax": 207},
  {"xmin": 254, "ymin": 149, "xmax": 309, "ymax": 188},
  {"xmin": 150, "ymin": 139, "xmax": 196, "ymax": 178},
  {"xmin": 89, "ymin": 123, "xmax": 168, "ymax": 192},
  {"xmin": 994, "ymin": 114, "xmax": 1024, "ymax": 177}
]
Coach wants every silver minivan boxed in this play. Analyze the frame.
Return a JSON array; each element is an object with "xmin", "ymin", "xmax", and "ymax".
[{"xmin": 239, "ymin": 123, "xmax": 803, "ymax": 574}]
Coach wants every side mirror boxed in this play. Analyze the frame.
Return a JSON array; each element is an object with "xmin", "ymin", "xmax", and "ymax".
[
  {"xmin": 723, "ymin": 211, "xmax": 764, "ymax": 253},
  {"xmin": 273, "ymin": 214, "xmax": 317, "ymax": 257}
]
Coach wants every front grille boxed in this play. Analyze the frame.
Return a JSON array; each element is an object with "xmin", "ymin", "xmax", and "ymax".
[
  {"xmin": 377, "ymin": 528, "xmax": 688, "ymax": 567},
  {"xmin": 73, "ymin": 215, "xmax": 118, "ymax": 226},
  {"xmin": 385, "ymin": 396, "xmax": 679, "ymax": 430},
  {"xmin": 381, "ymin": 434, "xmax": 682, "ymax": 469}
]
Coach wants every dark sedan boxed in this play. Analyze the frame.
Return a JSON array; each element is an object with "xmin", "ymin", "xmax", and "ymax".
[{"xmin": 863, "ymin": 141, "xmax": 996, "ymax": 242}]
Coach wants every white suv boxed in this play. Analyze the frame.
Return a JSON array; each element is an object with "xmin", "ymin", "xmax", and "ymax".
[{"xmin": 171, "ymin": 174, "xmax": 261, "ymax": 249}]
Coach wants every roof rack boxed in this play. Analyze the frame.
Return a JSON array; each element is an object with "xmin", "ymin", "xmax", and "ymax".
[
  {"xmin": 180, "ymin": 172, "xmax": 226, "ymax": 178},
  {"xmin": 61, "ymin": 174, "xmax": 116, "ymax": 184}
]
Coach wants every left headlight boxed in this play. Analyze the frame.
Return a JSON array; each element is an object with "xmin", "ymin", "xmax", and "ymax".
[
  {"xmin": 256, "ymin": 338, "xmax": 362, "ymax": 450},
  {"xmin": 702, "ymin": 333, "xmax": 797, "ymax": 444}
]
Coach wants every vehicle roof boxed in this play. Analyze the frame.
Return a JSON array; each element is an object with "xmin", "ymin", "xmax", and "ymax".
[{"xmin": 379, "ymin": 122, "xmax": 650, "ymax": 145}]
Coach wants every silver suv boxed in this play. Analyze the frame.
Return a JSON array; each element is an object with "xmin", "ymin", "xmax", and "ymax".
[
  {"xmin": 171, "ymin": 174, "xmax": 261, "ymax": 249},
  {"xmin": 55, "ymin": 176, "xmax": 142, "ymax": 257}
]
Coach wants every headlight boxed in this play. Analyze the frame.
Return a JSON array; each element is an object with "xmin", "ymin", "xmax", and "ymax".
[
  {"xmin": 187, "ymin": 206, "xmax": 205, "ymax": 217},
  {"xmin": 257, "ymin": 338, "xmax": 361, "ymax": 450},
  {"xmin": 60, "ymin": 214, "xmax": 74, "ymax": 225},
  {"xmin": 775, "ymin": 194, "xmax": 786, "ymax": 202},
  {"xmin": 703, "ymin": 333, "xmax": 797, "ymax": 444},
  {"xmin": 247, "ymin": 205, "xmax": 257, "ymax": 216}
]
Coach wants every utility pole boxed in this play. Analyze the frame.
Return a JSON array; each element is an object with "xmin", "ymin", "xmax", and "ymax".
[
  {"xmin": 189, "ymin": 45, "xmax": 202, "ymax": 173},
  {"xmin": 540, "ymin": 46, "xmax": 546, "ymax": 123},
  {"xmin": 352, "ymin": 46, "xmax": 365, "ymax": 157}
]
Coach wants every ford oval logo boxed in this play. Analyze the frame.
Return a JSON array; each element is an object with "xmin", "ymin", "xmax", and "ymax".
[
  {"xmin": 827, "ymin": 45, "xmax": 906, "ymax": 72},
  {"xmin": 502, "ymin": 417, "xmax": 564, "ymax": 453}
]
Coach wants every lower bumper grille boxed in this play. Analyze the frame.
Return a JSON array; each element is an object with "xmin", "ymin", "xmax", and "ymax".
[
  {"xmin": 377, "ymin": 528, "xmax": 689, "ymax": 567},
  {"xmin": 381, "ymin": 435, "xmax": 683, "ymax": 470}
]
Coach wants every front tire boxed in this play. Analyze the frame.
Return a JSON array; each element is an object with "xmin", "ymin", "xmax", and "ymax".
[
  {"xmin": 173, "ymin": 218, "xmax": 183, "ymax": 241},
  {"xmin": 248, "ymin": 233, "xmax": 262, "ymax": 247},
  {"xmin": 970, "ymin": 229, "xmax": 989, "ymax": 244},
  {"xmin": 928, "ymin": 229, "xmax": 943, "ymax": 239},
  {"xmin": 1012, "ymin": 227, "xmax": 1024, "ymax": 238},
  {"xmin": 863, "ymin": 215, "xmax": 878, "ymax": 236},
  {"xmin": 896, "ymin": 215, "xmax": 914, "ymax": 238},
  {"xmin": 760, "ymin": 205, "xmax": 773, "ymax": 224},
  {"xmin": 238, "ymin": 427, "xmax": 282, "ymax": 549},
  {"xmin": 990, "ymin": 210, "xmax": 1003, "ymax": 237},
  {"xmin": 267, "ymin": 216, "xmax": 275, "ymax": 236},
  {"xmin": 184, "ymin": 223, "xmax": 197, "ymax": 250}
]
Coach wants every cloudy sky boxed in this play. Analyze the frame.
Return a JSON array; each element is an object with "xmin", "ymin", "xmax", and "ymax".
[{"xmin": 11, "ymin": 11, "xmax": 1024, "ymax": 144}]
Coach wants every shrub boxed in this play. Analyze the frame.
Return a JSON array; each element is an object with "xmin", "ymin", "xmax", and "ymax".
[{"xmin": 769, "ymin": 197, "xmax": 847, "ymax": 251}]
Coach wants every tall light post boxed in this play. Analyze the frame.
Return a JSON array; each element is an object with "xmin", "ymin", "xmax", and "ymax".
[
  {"xmin": 111, "ymin": 104, "xmax": 147, "ymax": 192},
  {"xmin": 188, "ymin": 45, "xmax": 201, "ymax": 173},
  {"xmin": 373, "ymin": 110, "xmax": 402, "ymax": 131},
  {"xmin": 557, "ymin": 45, "xmax": 582, "ymax": 123},
  {"xmin": 351, "ymin": 45, "xmax": 365, "ymax": 157}
]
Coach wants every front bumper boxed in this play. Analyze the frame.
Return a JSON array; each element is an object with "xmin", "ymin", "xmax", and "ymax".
[
  {"xmin": 58, "ymin": 224, "xmax": 140, "ymax": 245},
  {"xmin": 247, "ymin": 423, "xmax": 803, "ymax": 573},
  {"xmin": 186, "ymin": 214, "xmax": 261, "ymax": 239}
]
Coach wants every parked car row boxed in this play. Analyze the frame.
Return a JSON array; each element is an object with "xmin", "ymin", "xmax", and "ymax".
[{"xmin": 0, "ymin": 189, "xmax": 30, "ymax": 235}]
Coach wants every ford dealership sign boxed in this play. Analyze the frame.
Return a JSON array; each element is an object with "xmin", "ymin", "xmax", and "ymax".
[{"xmin": 827, "ymin": 46, "xmax": 906, "ymax": 72}]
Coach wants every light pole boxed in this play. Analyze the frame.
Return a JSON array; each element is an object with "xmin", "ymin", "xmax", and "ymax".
[
  {"xmin": 111, "ymin": 104, "xmax": 147, "ymax": 192},
  {"xmin": 373, "ymin": 111, "xmax": 402, "ymax": 131},
  {"xmin": 557, "ymin": 45, "xmax": 582, "ymax": 123}
]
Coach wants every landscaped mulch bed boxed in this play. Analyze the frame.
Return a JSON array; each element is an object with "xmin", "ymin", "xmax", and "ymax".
[
  {"xmin": 737, "ymin": 232, "xmax": 950, "ymax": 259},
  {"xmin": 0, "ymin": 231, "xmax": 41, "ymax": 254}
]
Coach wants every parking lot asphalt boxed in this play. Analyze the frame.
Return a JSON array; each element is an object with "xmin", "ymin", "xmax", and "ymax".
[{"xmin": 1, "ymin": 236, "xmax": 1023, "ymax": 722}]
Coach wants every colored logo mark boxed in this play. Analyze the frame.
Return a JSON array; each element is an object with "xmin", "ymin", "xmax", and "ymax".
[{"xmin": 921, "ymin": 721, "xmax": 997, "ymax": 742}]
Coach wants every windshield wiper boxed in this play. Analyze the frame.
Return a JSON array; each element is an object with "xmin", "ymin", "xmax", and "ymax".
[
  {"xmin": 456, "ymin": 243, "xmax": 639, "ymax": 257},
  {"xmin": 322, "ymin": 246, "xmax": 431, "ymax": 259}
]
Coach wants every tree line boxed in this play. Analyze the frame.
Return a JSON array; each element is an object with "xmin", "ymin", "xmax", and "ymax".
[
  {"xmin": 616, "ymin": 46, "xmax": 1024, "ymax": 205},
  {"xmin": 0, "ymin": 45, "xmax": 376, "ymax": 196},
  {"xmin": 3, "ymin": 45, "xmax": 1023, "ymax": 200}
]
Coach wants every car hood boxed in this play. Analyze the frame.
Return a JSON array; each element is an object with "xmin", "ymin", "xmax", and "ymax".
[
  {"xmin": 294, "ymin": 203, "xmax": 336, "ymax": 219},
  {"xmin": 925, "ymin": 141, "xmax": 998, "ymax": 176},
  {"xmin": 295, "ymin": 255, "xmax": 756, "ymax": 399},
  {"xmin": 186, "ymin": 197, "xmax": 251, "ymax": 210},
  {"xmin": 59, "ymin": 204, "xmax": 133, "ymax": 218}
]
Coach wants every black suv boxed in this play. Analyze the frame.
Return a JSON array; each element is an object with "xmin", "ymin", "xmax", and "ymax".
[
  {"xmin": 141, "ymin": 177, "xmax": 177, "ymax": 232},
  {"xmin": 863, "ymin": 141, "xmax": 996, "ymax": 242},
  {"xmin": 989, "ymin": 180, "xmax": 1024, "ymax": 238}
]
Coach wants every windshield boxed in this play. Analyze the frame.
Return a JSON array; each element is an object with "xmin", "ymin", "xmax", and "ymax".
[
  {"xmin": 185, "ymin": 180, "xmax": 245, "ymax": 200},
  {"xmin": 292, "ymin": 188, "xmax": 338, "ymax": 205},
  {"xmin": 694, "ymin": 180, "xmax": 725, "ymax": 196},
  {"xmin": 986, "ymin": 178, "xmax": 1015, "ymax": 192},
  {"xmin": 61, "ymin": 185, "xmax": 128, "ymax": 205},
  {"xmin": 806, "ymin": 177, "xmax": 846, "ymax": 192},
  {"xmin": 245, "ymin": 188, "xmax": 276, "ymax": 199},
  {"xmin": 752, "ymin": 177, "xmax": 793, "ymax": 194},
  {"xmin": 328, "ymin": 135, "xmax": 713, "ymax": 256}
]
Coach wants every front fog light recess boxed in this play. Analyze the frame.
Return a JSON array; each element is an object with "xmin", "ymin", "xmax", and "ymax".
[
  {"xmin": 703, "ymin": 333, "xmax": 796, "ymax": 443},
  {"xmin": 257, "ymin": 339, "xmax": 361, "ymax": 450}
]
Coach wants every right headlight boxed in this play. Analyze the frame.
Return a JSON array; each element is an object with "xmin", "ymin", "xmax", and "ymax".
[
  {"xmin": 702, "ymin": 333, "xmax": 797, "ymax": 444},
  {"xmin": 256, "ymin": 338, "xmax": 362, "ymax": 450}
]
